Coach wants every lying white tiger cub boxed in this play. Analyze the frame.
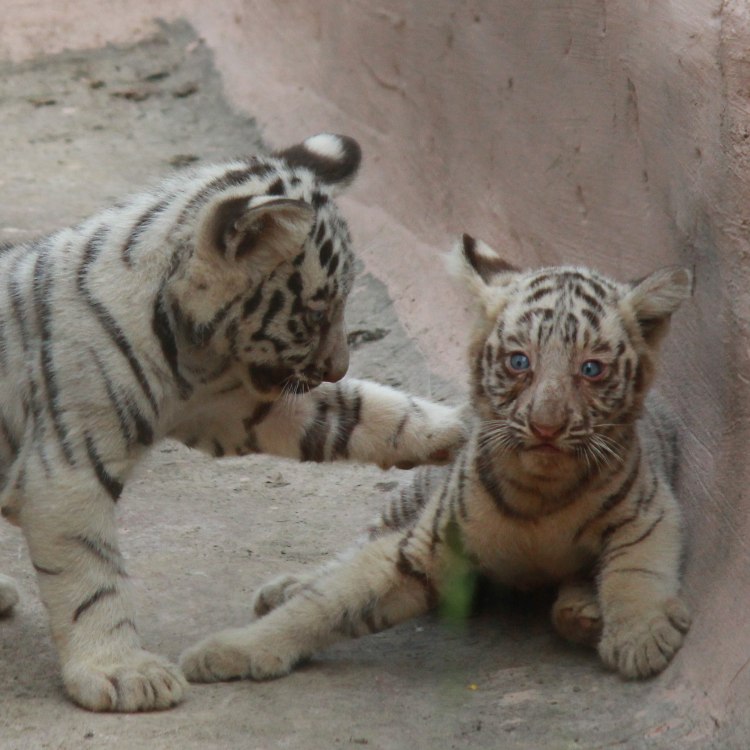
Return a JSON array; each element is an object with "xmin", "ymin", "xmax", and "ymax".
[
  {"xmin": 0, "ymin": 134, "xmax": 465, "ymax": 712},
  {"xmin": 181, "ymin": 234, "xmax": 692, "ymax": 683}
]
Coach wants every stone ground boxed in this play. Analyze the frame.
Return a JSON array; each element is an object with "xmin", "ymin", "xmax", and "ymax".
[{"xmin": 0, "ymin": 21, "xmax": 722, "ymax": 750}]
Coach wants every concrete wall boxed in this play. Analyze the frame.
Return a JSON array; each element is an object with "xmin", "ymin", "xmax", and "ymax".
[{"xmin": 3, "ymin": 0, "xmax": 749, "ymax": 740}]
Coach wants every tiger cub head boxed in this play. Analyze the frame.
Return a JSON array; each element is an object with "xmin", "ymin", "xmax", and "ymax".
[
  {"xmin": 452, "ymin": 234, "xmax": 691, "ymax": 481},
  {"xmin": 168, "ymin": 134, "xmax": 361, "ymax": 398}
]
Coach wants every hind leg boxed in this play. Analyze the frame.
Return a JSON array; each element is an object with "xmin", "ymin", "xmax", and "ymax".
[
  {"xmin": 552, "ymin": 579, "xmax": 603, "ymax": 647},
  {"xmin": 0, "ymin": 573, "xmax": 19, "ymax": 615},
  {"xmin": 181, "ymin": 533, "xmax": 436, "ymax": 682}
]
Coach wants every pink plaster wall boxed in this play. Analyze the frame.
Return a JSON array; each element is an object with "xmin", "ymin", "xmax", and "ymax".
[{"xmin": 3, "ymin": 0, "xmax": 750, "ymax": 737}]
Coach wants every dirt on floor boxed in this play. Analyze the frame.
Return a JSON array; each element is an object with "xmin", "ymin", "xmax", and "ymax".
[{"xmin": 0, "ymin": 22, "xmax": 722, "ymax": 750}]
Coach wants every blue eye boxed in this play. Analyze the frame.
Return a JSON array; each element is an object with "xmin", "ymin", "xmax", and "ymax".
[
  {"xmin": 509, "ymin": 353, "xmax": 530, "ymax": 371},
  {"xmin": 581, "ymin": 360, "xmax": 604, "ymax": 379},
  {"xmin": 306, "ymin": 309, "xmax": 325, "ymax": 327}
]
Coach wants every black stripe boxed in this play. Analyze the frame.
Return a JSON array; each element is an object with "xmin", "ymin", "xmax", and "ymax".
[
  {"xmin": 110, "ymin": 618, "xmax": 138, "ymax": 634},
  {"xmin": 475, "ymin": 435, "xmax": 535, "ymax": 520},
  {"xmin": 29, "ymin": 379, "xmax": 51, "ymax": 478},
  {"xmin": 605, "ymin": 567, "xmax": 663, "ymax": 578},
  {"xmin": 430, "ymin": 479, "xmax": 451, "ymax": 553},
  {"xmin": 563, "ymin": 312, "xmax": 579, "ymax": 343},
  {"xmin": 73, "ymin": 585, "xmax": 118, "ymax": 622},
  {"xmin": 8, "ymin": 250, "xmax": 32, "ymax": 351},
  {"xmin": 174, "ymin": 164, "xmax": 272, "ymax": 228},
  {"xmin": 332, "ymin": 384, "xmax": 361, "ymax": 458},
  {"xmin": 524, "ymin": 287, "xmax": 553, "ymax": 305},
  {"xmin": 528, "ymin": 273, "xmax": 553, "ymax": 289},
  {"xmin": 72, "ymin": 535, "xmax": 126, "ymax": 576},
  {"xmin": 243, "ymin": 285, "xmax": 264, "ymax": 318},
  {"xmin": 33, "ymin": 562, "xmax": 63, "ymax": 575},
  {"xmin": 577, "ymin": 289, "xmax": 605, "ymax": 314},
  {"xmin": 390, "ymin": 409, "xmax": 410, "ymax": 448},
  {"xmin": 455, "ymin": 453, "xmax": 469, "ymax": 521},
  {"xmin": 243, "ymin": 402, "xmax": 273, "ymax": 431},
  {"xmin": 574, "ymin": 449, "xmax": 641, "ymax": 541},
  {"xmin": 602, "ymin": 510, "xmax": 665, "ymax": 565},
  {"xmin": 600, "ymin": 514, "xmax": 637, "ymax": 543},
  {"xmin": 319, "ymin": 239, "xmax": 333, "ymax": 268},
  {"xmin": 585, "ymin": 277, "xmax": 607, "ymax": 299},
  {"xmin": 396, "ymin": 546, "xmax": 438, "ymax": 608},
  {"xmin": 85, "ymin": 432, "xmax": 123, "ymax": 501},
  {"xmin": 0, "ymin": 319, "xmax": 7, "ymax": 374},
  {"xmin": 300, "ymin": 400, "xmax": 330, "ymax": 462},
  {"xmin": 91, "ymin": 351, "xmax": 134, "ymax": 447},
  {"xmin": 122, "ymin": 197, "xmax": 172, "ymax": 265},
  {"xmin": 581, "ymin": 308, "xmax": 601, "ymax": 329},
  {"xmin": 152, "ymin": 293, "xmax": 193, "ymax": 398},
  {"xmin": 327, "ymin": 254, "xmax": 340, "ymax": 277},
  {"xmin": 259, "ymin": 289, "xmax": 285, "ymax": 331},
  {"xmin": 172, "ymin": 293, "xmax": 241, "ymax": 348},
  {"xmin": 99, "ymin": 368, "xmax": 155, "ymax": 448},
  {"xmin": 34, "ymin": 251, "xmax": 76, "ymax": 465},
  {"xmin": 266, "ymin": 178, "xmax": 285, "ymax": 196},
  {"xmin": 636, "ymin": 468, "xmax": 659, "ymax": 511},
  {"xmin": 77, "ymin": 227, "xmax": 159, "ymax": 414},
  {"xmin": 0, "ymin": 416, "xmax": 19, "ymax": 459}
]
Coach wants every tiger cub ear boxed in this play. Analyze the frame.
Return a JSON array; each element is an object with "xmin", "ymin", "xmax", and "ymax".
[
  {"xmin": 448, "ymin": 233, "xmax": 520, "ymax": 305},
  {"xmin": 203, "ymin": 194, "xmax": 316, "ymax": 263},
  {"xmin": 624, "ymin": 266, "xmax": 693, "ymax": 346},
  {"xmin": 274, "ymin": 134, "xmax": 362, "ymax": 194}
]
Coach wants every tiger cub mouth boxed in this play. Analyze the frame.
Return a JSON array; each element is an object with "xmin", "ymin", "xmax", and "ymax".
[{"xmin": 528, "ymin": 443, "xmax": 564, "ymax": 454}]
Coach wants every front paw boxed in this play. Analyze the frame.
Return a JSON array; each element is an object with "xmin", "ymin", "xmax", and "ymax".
[
  {"xmin": 180, "ymin": 626, "xmax": 295, "ymax": 683},
  {"xmin": 386, "ymin": 403, "xmax": 467, "ymax": 470},
  {"xmin": 598, "ymin": 597, "xmax": 691, "ymax": 679},
  {"xmin": 63, "ymin": 649, "xmax": 187, "ymax": 711}
]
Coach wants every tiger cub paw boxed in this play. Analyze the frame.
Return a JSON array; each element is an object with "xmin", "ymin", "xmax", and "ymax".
[
  {"xmin": 253, "ymin": 573, "xmax": 306, "ymax": 617},
  {"xmin": 0, "ymin": 574, "xmax": 19, "ymax": 616},
  {"xmin": 388, "ymin": 403, "xmax": 467, "ymax": 470},
  {"xmin": 552, "ymin": 584, "xmax": 602, "ymax": 647},
  {"xmin": 180, "ymin": 626, "xmax": 295, "ymax": 683},
  {"xmin": 62, "ymin": 649, "xmax": 187, "ymax": 711},
  {"xmin": 598, "ymin": 597, "xmax": 691, "ymax": 679}
]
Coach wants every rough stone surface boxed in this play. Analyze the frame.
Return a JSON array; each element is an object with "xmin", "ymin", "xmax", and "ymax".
[{"xmin": 0, "ymin": 12, "xmax": 735, "ymax": 750}]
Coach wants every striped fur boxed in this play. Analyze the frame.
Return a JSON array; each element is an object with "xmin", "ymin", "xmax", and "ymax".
[
  {"xmin": 0, "ymin": 134, "xmax": 466, "ymax": 712},
  {"xmin": 180, "ymin": 235, "xmax": 692, "ymax": 684}
]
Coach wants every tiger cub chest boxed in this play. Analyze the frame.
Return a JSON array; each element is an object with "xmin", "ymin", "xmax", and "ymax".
[{"xmin": 460, "ymin": 498, "xmax": 598, "ymax": 589}]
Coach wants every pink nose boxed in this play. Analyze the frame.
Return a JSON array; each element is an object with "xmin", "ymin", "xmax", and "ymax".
[
  {"xmin": 322, "ymin": 354, "xmax": 349, "ymax": 383},
  {"xmin": 530, "ymin": 421, "xmax": 566, "ymax": 439}
]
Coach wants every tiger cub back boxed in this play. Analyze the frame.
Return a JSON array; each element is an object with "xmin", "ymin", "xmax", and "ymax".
[{"xmin": 180, "ymin": 234, "xmax": 692, "ymax": 684}]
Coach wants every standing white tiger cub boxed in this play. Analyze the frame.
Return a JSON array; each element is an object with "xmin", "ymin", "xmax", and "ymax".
[
  {"xmin": 0, "ymin": 134, "xmax": 466, "ymax": 712},
  {"xmin": 181, "ymin": 234, "xmax": 692, "ymax": 684}
]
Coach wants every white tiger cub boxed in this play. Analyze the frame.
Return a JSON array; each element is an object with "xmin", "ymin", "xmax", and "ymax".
[
  {"xmin": 0, "ymin": 134, "xmax": 466, "ymax": 712},
  {"xmin": 181, "ymin": 234, "xmax": 692, "ymax": 684}
]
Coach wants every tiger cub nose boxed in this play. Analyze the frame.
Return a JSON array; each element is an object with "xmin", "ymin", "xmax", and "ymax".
[{"xmin": 530, "ymin": 420, "xmax": 566, "ymax": 439}]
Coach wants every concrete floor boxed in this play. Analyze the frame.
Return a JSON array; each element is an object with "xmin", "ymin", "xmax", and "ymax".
[{"xmin": 0, "ymin": 22, "xmax": 725, "ymax": 750}]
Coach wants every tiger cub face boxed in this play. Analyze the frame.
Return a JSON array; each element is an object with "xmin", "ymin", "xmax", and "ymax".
[
  {"xmin": 166, "ymin": 134, "xmax": 361, "ymax": 398},
  {"xmin": 456, "ymin": 234, "xmax": 691, "ymax": 482}
]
